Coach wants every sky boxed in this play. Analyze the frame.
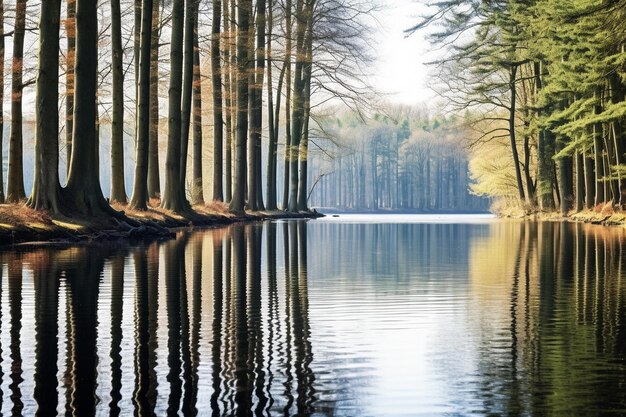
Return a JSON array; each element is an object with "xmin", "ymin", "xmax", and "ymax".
[{"xmin": 372, "ymin": 0, "xmax": 437, "ymax": 105}]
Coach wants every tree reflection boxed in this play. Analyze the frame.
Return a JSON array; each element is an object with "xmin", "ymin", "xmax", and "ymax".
[
  {"xmin": 0, "ymin": 222, "xmax": 318, "ymax": 416},
  {"xmin": 471, "ymin": 222, "xmax": 626, "ymax": 416},
  {"xmin": 109, "ymin": 254, "xmax": 124, "ymax": 417},
  {"xmin": 8, "ymin": 257, "xmax": 24, "ymax": 416},
  {"xmin": 33, "ymin": 251, "xmax": 60, "ymax": 417},
  {"xmin": 133, "ymin": 246, "xmax": 154, "ymax": 417},
  {"xmin": 64, "ymin": 247, "xmax": 110, "ymax": 416}
]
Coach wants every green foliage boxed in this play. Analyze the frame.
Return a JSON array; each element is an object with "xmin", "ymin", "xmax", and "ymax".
[{"xmin": 412, "ymin": 0, "xmax": 626, "ymax": 206}]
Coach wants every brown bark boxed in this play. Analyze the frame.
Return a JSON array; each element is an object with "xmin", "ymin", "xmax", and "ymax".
[
  {"xmin": 110, "ymin": 0, "xmax": 127, "ymax": 204},
  {"xmin": 229, "ymin": 0, "xmax": 253, "ymax": 212},
  {"xmin": 192, "ymin": 15, "xmax": 204, "ymax": 205},
  {"xmin": 148, "ymin": 0, "xmax": 161, "ymax": 199},
  {"xmin": 161, "ymin": 0, "xmax": 188, "ymax": 212},
  {"xmin": 282, "ymin": 0, "xmax": 293, "ymax": 209},
  {"xmin": 28, "ymin": 0, "xmax": 62, "ymax": 212},
  {"xmin": 64, "ymin": 0, "xmax": 116, "ymax": 216},
  {"xmin": 223, "ymin": 0, "xmax": 233, "ymax": 202},
  {"xmin": 65, "ymin": 0, "xmax": 76, "ymax": 176},
  {"xmin": 129, "ymin": 0, "xmax": 154, "ymax": 210},
  {"xmin": 6, "ymin": 0, "xmax": 27, "ymax": 203},
  {"xmin": 248, "ymin": 0, "xmax": 267, "ymax": 211},
  {"xmin": 179, "ymin": 0, "xmax": 197, "ymax": 193},
  {"xmin": 211, "ymin": 0, "xmax": 224, "ymax": 202}
]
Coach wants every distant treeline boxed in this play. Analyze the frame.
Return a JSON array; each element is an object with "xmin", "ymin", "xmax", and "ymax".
[{"xmin": 307, "ymin": 108, "xmax": 489, "ymax": 212}]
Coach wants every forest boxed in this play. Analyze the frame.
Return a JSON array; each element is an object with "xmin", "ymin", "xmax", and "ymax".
[
  {"xmin": 411, "ymin": 0, "xmax": 626, "ymax": 215},
  {"xmin": 1, "ymin": 0, "xmax": 623, "ymax": 229},
  {"xmin": 307, "ymin": 109, "xmax": 487, "ymax": 211},
  {"xmin": 0, "ymin": 0, "xmax": 381, "ymax": 227}
]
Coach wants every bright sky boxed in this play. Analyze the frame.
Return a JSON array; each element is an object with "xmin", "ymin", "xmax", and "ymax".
[{"xmin": 372, "ymin": 0, "xmax": 436, "ymax": 105}]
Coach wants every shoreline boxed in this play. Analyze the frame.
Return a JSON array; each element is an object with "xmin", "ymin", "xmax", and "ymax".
[
  {"xmin": 3, "ymin": 204, "xmax": 624, "ymax": 250},
  {"xmin": 0, "ymin": 203, "xmax": 324, "ymax": 249},
  {"xmin": 495, "ymin": 206, "xmax": 626, "ymax": 227}
]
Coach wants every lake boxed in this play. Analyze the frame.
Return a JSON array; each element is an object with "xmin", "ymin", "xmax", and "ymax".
[{"xmin": 0, "ymin": 215, "xmax": 625, "ymax": 416}]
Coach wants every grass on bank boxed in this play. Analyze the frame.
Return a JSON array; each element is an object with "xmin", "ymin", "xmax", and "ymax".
[
  {"xmin": 0, "ymin": 199, "xmax": 319, "ymax": 246},
  {"xmin": 492, "ymin": 198, "xmax": 626, "ymax": 226}
]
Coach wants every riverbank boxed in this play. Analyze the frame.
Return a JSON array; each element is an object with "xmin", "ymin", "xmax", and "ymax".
[
  {"xmin": 0, "ymin": 202, "xmax": 323, "ymax": 248},
  {"xmin": 495, "ymin": 203, "xmax": 626, "ymax": 227}
]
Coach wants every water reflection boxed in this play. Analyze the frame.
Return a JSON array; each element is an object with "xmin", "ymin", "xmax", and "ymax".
[{"xmin": 0, "ymin": 220, "xmax": 624, "ymax": 415}]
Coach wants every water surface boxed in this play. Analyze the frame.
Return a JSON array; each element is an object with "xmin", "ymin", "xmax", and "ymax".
[{"xmin": 0, "ymin": 215, "xmax": 625, "ymax": 416}]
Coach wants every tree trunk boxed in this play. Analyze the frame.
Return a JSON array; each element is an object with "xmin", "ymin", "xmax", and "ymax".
[
  {"xmin": 110, "ymin": 0, "xmax": 127, "ymax": 204},
  {"xmin": 223, "ymin": 0, "xmax": 233, "ymax": 202},
  {"xmin": 228, "ymin": 0, "xmax": 252, "ymax": 212},
  {"xmin": 28, "ymin": 0, "xmax": 62, "ymax": 212},
  {"xmin": 211, "ymin": 0, "xmax": 223, "ymax": 202},
  {"xmin": 66, "ymin": 0, "xmax": 76, "ymax": 176},
  {"xmin": 147, "ymin": 0, "xmax": 161, "ymax": 199},
  {"xmin": 64, "ymin": 0, "xmax": 114, "ymax": 216},
  {"xmin": 522, "ymin": 133, "xmax": 535, "ymax": 206},
  {"xmin": 254, "ymin": 0, "xmax": 266, "ymax": 210},
  {"xmin": 287, "ymin": 0, "xmax": 308, "ymax": 212},
  {"xmin": 508, "ymin": 65, "xmax": 525, "ymax": 205},
  {"xmin": 248, "ymin": 0, "xmax": 266, "ymax": 211},
  {"xmin": 583, "ymin": 150, "xmax": 595, "ymax": 209},
  {"xmin": 557, "ymin": 140, "xmax": 574, "ymax": 215},
  {"xmin": 534, "ymin": 61, "xmax": 555, "ymax": 210},
  {"xmin": 129, "ymin": 0, "xmax": 154, "ymax": 210},
  {"xmin": 297, "ymin": 17, "xmax": 313, "ymax": 211},
  {"xmin": 179, "ymin": 0, "xmax": 197, "ymax": 193},
  {"xmin": 609, "ymin": 73, "xmax": 625, "ymax": 205},
  {"xmin": 134, "ymin": 0, "xmax": 141, "ymax": 144},
  {"xmin": 281, "ymin": 0, "xmax": 293, "ymax": 210},
  {"xmin": 602, "ymin": 115, "xmax": 619, "ymax": 203},
  {"xmin": 266, "ymin": 0, "xmax": 277, "ymax": 210},
  {"xmin": 161, "ymin": 0, "xmax": 188, "ymax": 212},
  {"xmin": 0, "ymin": 0, "xmax": 4, "ymax": 203},
  {"xmin": 575, "ymin": 150, "xmax": 584, "ymax": 212},
  {"xmin": 266, "ymin": 0, "xmax": 286, "ymax": 211},
  {"xmin": 6, "ymin": 0, "xmax": 27, "ymax": 203},
  {"xmin": 192, "ymin": 15, "xmax": 204, "ymax": 205}
]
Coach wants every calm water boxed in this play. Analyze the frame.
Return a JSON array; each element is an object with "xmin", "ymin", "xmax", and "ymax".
[{"xmin": 0, "ymin": 215, "xmax": 626, "ymax": 416}]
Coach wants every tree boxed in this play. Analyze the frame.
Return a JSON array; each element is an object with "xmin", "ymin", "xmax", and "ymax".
[
  {"xmin": 6, "ymin": 0, "xmax": 28, "ymax": 203},
  {"xmin": 129, "ymin": 0, "xmax": 154, "ymax": 210},
  {"xmin": 28, "ymin": 0, "xmax": 62, "ymax": 212},
  {"xmin": 110, "ymin": 0, "xmax": 128, "ymax": 204},
  {"xmin": 66, "ymin": 0, "xmax": 76, "ymax": 176},
  {"xmin": 192, "ymin": 12, "xmax": 204, "ymax": 205},
  {"xmin": 64, "ymin": 0, "xmax": 116, "ymax": 216},
  {"xmin": 248, "ymin": 0, "xmax": 267, "ymax": 211},
  {"xmin": 229, "ymin": 0, "xmax": 253, "ymax": 212},
  {"xmin": 281, "ymin": 0, "xmax": 293, "ymax": 210},
  {"xmin": 179, "ymin": 0, "xmax": 198, "ymax": 194},
  {"xmin": 287, "ymin": 0, "xmax": 310, "ymax": 212},
  {"xmin": 222, "ymin": 0, "xmax": 234, "ymax": 202},
  {"xmin": 161, "ymin": 0, "xmax": 188, "ymax": 212},
  {"xmin": 211, "ymin": 0, "xmax": 224, "ymax": 202},
  {"xmin": 407, "ymin": 1, "xmax": 532, "ymax": 206},
  {"xmin": 297, "ymin": 3, "xmax": 314, "ymax": 210},
  {"xmin": 265, "ymin": 0, "xmax": 280, "ymax": 210},
  {"xmin": 148, "ymin": 0, "xmax": 161, "ymax": 199},
  {"xmin": 0, "ymin": 0, "xmax": 4, "ymax": 203}
]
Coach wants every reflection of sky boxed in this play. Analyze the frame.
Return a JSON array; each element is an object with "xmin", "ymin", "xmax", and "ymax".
[{"xmin": 305, "ymin": 217, "xmax": 499, "ymax": 416}]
